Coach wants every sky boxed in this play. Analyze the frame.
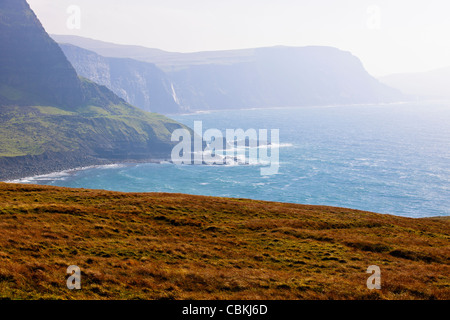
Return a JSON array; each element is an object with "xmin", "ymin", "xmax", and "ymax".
[{"xmin": 27, "ymin": 0, "xmax": 450, "ymax": 77}]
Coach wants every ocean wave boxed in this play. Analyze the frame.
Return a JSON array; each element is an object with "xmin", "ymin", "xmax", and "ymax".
[
  {"xmin": 6, "ymin": 163, "xmax": 126, "ymax": 184},
  {"xmin": 7, "ymin": 170, "xmax": 72, "ymax": 184},
  {"xmin": 97, "ymin": 164, "xmax": 127, "ymax": 170}
]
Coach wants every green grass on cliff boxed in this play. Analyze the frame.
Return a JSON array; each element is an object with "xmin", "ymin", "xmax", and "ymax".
[
  {"xmin": 0, "ymin": 102, "xmax": 182, "ymax": 158},
  {"xmin": 0, "ymin": 78, "xmax": 185, "ymax": 158},
  {"xmin": 0, "ymin": 183, "xmax": 448, "ymax": 300}
]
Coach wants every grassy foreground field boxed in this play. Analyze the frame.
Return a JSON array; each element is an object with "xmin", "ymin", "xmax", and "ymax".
[{"xmin": 0, "ymin": 182, "xmax": 448, "ymax": 300}]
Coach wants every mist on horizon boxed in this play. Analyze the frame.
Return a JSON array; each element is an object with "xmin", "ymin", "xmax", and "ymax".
[{"xmin": 27, "ymin": 0, "xmax": 450, "ymax": 77}]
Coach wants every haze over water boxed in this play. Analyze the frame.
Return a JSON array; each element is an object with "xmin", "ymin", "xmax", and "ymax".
[{"xmin": 18, "ymin": 101, "xmax": 450, "ymax": 218}]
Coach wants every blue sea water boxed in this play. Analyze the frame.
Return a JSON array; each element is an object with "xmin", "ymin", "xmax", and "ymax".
[{"xmin": 16, "ymin": 101, "xmax": 450, "ymax": 218}]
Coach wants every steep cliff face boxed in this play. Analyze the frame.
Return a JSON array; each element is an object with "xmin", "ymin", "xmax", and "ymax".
[
  {"xmin": 52, "ymin": 36, "xmax": 402, "ymax": 112},
  {"xmin": 59, "ymin": 44, "xmax": 182, "ymax": 114},
  {"xmin": 168, "ymin": 46, "xmax": 402, "ymax": 110},
  {"xmin": 0, "ymin": 0, "xmax": 82, "ymax": 108}
]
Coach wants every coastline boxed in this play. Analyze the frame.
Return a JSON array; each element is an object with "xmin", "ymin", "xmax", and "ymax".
[
  {"xmin": 5, "ymin": 159, "xmax": 170, "ymax": 184},
  {"xmin": 4, "ymin": 99, "xmax": 448, "ymax": 181},
  {"xmin": 5, "ymin": 163, "xmax": 125, "ymax": 184},
  {"xmin": 166, "ymin": 98, "xmax": 449, "ymax": 117},
  {"xmin": 5, "ymin": 159, "xmax": 447, "ymax": 219},
  {"xmin": 0, "ymin": 151, "xmax": 170, "ymax": 182}
]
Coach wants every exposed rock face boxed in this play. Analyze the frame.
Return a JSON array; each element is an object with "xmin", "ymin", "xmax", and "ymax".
[
  {"xmin": 0, "ymin": 0, "xmax": 82, "ymax": 108},
  {"xmin": 52, "ymin": 36, "xmax": 403, "ymax": 112},
  {"xmin": 59, "ymin": 44, "xmax": 182, "ymax": 114},
  {"xmin": 168, "ymin": 46, "xmax": 402, "ymax": 111}
]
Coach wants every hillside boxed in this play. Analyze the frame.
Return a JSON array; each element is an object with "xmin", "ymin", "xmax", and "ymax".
[
  {"xmin": 0, "ymin": 79, "xmax": 183, "ymax": 180},
  {"xmin": 0, "ymin": 0, "xmax": 187, "ymax": 180},
  {"xmin": 53, "ymin": 35, "xmax": 402, "ymax": 112},
  {"xmin": 0, "ymin": 1, "xmax": 82, "ymax": 107},
  {"xmin": 0, "ymin": 182, "xmax": 448, "ymax": 299}
]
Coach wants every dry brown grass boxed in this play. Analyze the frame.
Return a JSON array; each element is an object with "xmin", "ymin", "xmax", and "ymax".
[{"xmin": 0, "ymin": 182, "xmax": 448, "ymax": 300}]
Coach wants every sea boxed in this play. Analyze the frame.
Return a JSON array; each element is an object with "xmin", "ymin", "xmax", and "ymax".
[{"xmin": 12, "ymin": 101, "xmax": 450, "ymax": 218}]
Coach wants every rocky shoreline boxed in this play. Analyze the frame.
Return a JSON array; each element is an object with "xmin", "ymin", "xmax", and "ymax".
[{"xmin": 0, "ymin": 151, "xmax": 169, "ymax": 182}]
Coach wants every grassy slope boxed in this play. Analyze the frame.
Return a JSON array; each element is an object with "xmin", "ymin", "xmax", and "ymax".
[
  {"xmin": 0, "ymin": 183, "xmax": 448, "ymax": 300},
  {"xmin": 0, "ymin": 86, "xmax": 182, "ymax": 158}
]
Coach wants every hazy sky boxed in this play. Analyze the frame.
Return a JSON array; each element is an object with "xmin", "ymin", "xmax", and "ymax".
[{"xmin": 27, "ymin": 0, "xmax": 450, "ymax": 76}]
